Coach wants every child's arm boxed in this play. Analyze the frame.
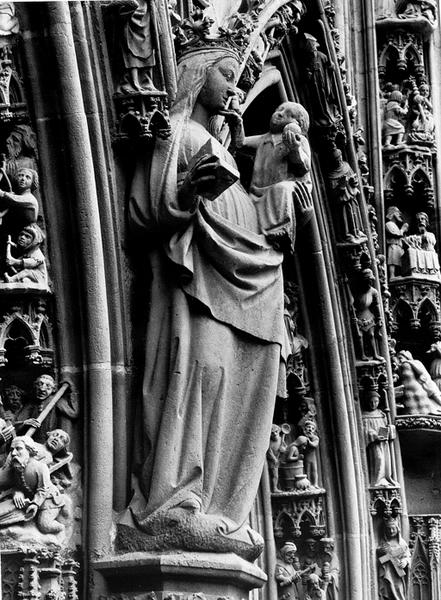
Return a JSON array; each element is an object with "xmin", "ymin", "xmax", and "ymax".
[{"xmin": 242, "ymin": 133, "xmax": 266, "ymax": 149}]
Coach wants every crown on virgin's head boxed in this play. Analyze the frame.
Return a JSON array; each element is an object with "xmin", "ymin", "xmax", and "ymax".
[{"xmin": 174, "ymin": 9, "xmax": 254, "ymax": 63}]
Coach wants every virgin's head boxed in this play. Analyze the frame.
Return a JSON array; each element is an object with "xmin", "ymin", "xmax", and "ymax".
[{"xmin": 196, "ymin": 56, "xmax": 239, "ymax": 116}]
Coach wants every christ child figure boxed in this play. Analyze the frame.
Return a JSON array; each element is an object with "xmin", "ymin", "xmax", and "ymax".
[{"xmin": 245, "ymin": 102, "xmax": 313, "ymax": 247}]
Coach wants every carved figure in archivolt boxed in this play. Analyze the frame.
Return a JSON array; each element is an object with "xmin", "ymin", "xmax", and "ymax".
[
  {"xmin": 275, "ymin": 542, "xmax": 313, "ymax": 600},
  {"xmin": 3, "ymin": 223, "xmax": 47, "ymax": 286},
  {"xmin": 125, "ymin": 43, "xmax": 313, "ymax": 560},
  {"xmin": 403, "ymin": 211, "xmax": 440, "ymax": 277},
  {"xmin": 0, "ymin": 166, "xmax": 38, "ymax": 229},
  {"xmin": 303, "ymin": 33, "xmax": 339, "ymax": 127},
  {"xmin": 246, "ymin": 101, "xmax": 312, "ymax": 248},
  {"xmin": 382, "ymin": 91, "xmax": 407, "ymax": 149},
  {"xmin": 319, "ymin": 537, "xmax": 340, "ymax": 600},
  {"xmin": 362, "ymin": 390, "xmax": 396, "ymax": 487},
  {"xmin": 396, "ymin": 0, "xmax": 437, "ymax": 22},
  {"xmin": 377, "ymin": 517, "xmax": 410, "ymax": 600},
  {"xmin": 0, "ymin": 436, "xmax": 70, "ymax": 535},
  {"xmin": 267, "ymin": 423, "xmax": 290, "ymax": 492},
  {"xmin": 408, "ymin": 83, "xmax": 434, "ymax": 144},
  {"xmin": 385, "ymin": 207, "xmax": 408, "ymax": 279},
  {"xmin": 14, "ymin": 375, "xmax": 78, "ymax": 443},
  {"xmin": 394, "ymin": 350, "xmax": 441, "ymax": 414},
  {"xmin": 117, "ymin": 0, "xmax": 157, "ymax": 93},
  {"xmin": 350, "ymin": 268, "xmax": 383, "ymax": 361},
  {"xmin": 428, "ymin": 341, "xmax": 441, "ymax": 391}
]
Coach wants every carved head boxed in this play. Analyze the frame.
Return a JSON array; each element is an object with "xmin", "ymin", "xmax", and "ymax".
[
  {"xmin": 280, "ymin": 542, "xmax": 297, "ymax": 563},
  {"xmin": 384, "ymin": 517, "xmax": 400, "ymax": 540},
  {"xmin": 4, "ymin": 384, "xmax": 24, "ymax": 411},
  {"xmin": 386, "ymin": 206, "xmax": 403, "ymax": 223},
  {"xmin": 302, "ymin": 419, "xmax": 317, "ymax": 436},
  {"xmin": 46, "ymin": 429, "xmax": 70, "ymax": 454},
  {"xmin": 305, "ymin": 538, "xmax": 318, "ymax": 556},
  {"xmin": 366, "ymin": 390, "xmax": 380, "ymax": 411},
  {"xmin": 17, "ymin": 223, "xmax": 45, "ymax": 250},
  {"xmin": 389, "ymin": 90, "xmax": 403, "ymax": 103},
  {"xmin": 271, "ymin": 424, "xmax": 281, "ymax": 440},
  {"xmin": 33, "ymin": 374, "xmax": 56, "ymax": 401},
  {"xmin": 416, "ymin": 211, "xmax": 429, "ymax": 230},
  {"xmin": 306, "ymin": 573, "xmax": 321, "ymax": 590},
  {"xmin": 10, "ymin": 436, "xmax": 37, "ymax": 469},
  {"xmin": 321, "ymin": 537, "xmax": 335, "ymax": 554},
  {"xmin": 269, "ymin": 102, "xmax": 309, "ymax": 134},
  {"xmin": 15, "ymin": 167, "xmax": 38, "ymax": 193},
  {"xmin": 294, "ymin": 435, "xmax": 308, "ymax": 453},
  {"xmin": 397, "ymin": 350, "xmax": 413, "ymax": 364},
  {"xmin": 196, "ymin": 56, "xmax": 239, "ymax": 116}
]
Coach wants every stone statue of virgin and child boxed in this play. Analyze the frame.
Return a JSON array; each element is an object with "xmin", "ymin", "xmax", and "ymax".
[{"xmin": 120, "ymin": 44, "xmax": 313, "ymax": 561}]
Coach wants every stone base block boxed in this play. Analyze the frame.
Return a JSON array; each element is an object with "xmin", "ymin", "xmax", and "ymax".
[{"xmin": 93, "ymin": 551, "xmax": 267, "ymax": 600}]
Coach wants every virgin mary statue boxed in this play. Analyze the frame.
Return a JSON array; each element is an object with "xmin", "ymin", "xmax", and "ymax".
[{"xmin": 122, "ymin": 44, "xmax": 306, "ymax": 560}]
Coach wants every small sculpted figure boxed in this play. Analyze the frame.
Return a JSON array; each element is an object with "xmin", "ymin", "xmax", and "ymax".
[
  {"xmin": 2, "ymin": 384, "xmax": 25, "ymax": 422},
  {"xmin": 303, "ymin": 33, "xmax": 339, "ymax": 127},
  {"xmin": 305, "ymin": 573, "xmax": 326, "ymax": 600},
  {"xmin": 385, "ymin": 207, "xmax": 408, "ymax": 279},
  {"xmin": 297, "ymin": 395, "xmax": 317, "ymax": 431},
  {"xmin": 396, "ymin": 0, "xmax": 437, "ymax": 22},
  {"xmin": 267, "ymin": 423, "xmax": 290, "ymax": 492},
  {"xmin": 403, "ymin": 211, "xmax": 440, "ymax": 277},
  {"xmin": 246, "ymin": 101, "xmax": 313, "ymax": 248},
  {"xmin": 0, "ymin": 3, "xmax": 19, "ymax": 36},
  {"xmin": 35, "ymin": 429, "xmax": 72, "ymax": 470},
  {"xmin": 408, "ymin": 83, "xmax": 434, "ymax": 144},
  {"xmin": 300, "ymin": 418, "xmax": 320, "ymax": 488},
  {"xmin": 15, "ymin": 375, "xmax": 78, "ymax": 442},
  {"xmin": 0, "ymin": 436, "xmax": 68, "ymax": 534},
  {"xmin": 351, "ymin": 268, "xmax": 383, "ymax": 361},
  {"xmin": 126, "ymin": 45, "xmax": 300, "ymax": 560},
  {"xmin": 0, "ymin": 167, "xmax": 39, "ymax": 228},
  {"xmin": 362, "ymin": 390, "xmax": 396, "ymax": 487},
  {"xmin": 280, "ymin": 435, "xmax": 310, "ymax": 491},
  {"xmin": 3, "ymin": 223, "xmax": 48, "ymax": 287},
  {"xmin": 117, "ymin": 0, "xmax": 157, "ymax": 93},
  {"xmin": 328, "ymin": 149, "xmax": 365, "ymax": 244},
  {"xmin": 382, "ymin": 91, "xmax": 407, "ymax": 149},
  {"xmin": 303, "ymin": 537, "xmax": 320, "ymax": 573},
  {"xmin": 319, "ymin": 538, "xmax": 340, "ymax": 600},
  {"xmin": 428, "ymin": 340, "xmax": 441, "ymax": 391},
  {"xmin": 283, "ymin": 289, "xmax": 309, "ymax": 384},
  {"xmin": 276, "ymin": 542, "xmax": 313, "ymax": 600},
  {"xmin": 394, "ymin": 350, "xmax": 441, "ymax": 414},
  {"xmin": 377, "ymin": 518, "xmax": 410, "ymax": 600}
]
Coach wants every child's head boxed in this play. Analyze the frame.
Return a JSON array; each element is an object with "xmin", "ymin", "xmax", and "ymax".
[
  {"xmin": 17, "ymin": 223, "xmax": 45, "ymax": 250},
  {"xmin": 15, "ymin": 167, "xmax": 39, "ymax": 193},
  {"xmin": 270, "ymin": 102, "xmax": 310, "ymax": 134}
]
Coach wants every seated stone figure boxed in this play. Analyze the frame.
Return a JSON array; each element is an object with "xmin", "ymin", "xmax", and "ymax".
[
  {"xmin": 0, "ymin": 436, "xmax": 68, "ymax": 535},
  {"xmin": 3, "ymin": 223, "xmax": 48, "ymax": 287},
  {"xmin": 394, "ymin": 350, "xmax": 441, "ymax": 414},
  {"xmin": 245, "ymin": 101, "xmax": 313, "ymax": 248}
]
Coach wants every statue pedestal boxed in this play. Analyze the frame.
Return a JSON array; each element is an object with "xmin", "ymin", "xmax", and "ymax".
[{"xmin": 93, "ymin": 551, "xmax": 267, "ymax": 600}]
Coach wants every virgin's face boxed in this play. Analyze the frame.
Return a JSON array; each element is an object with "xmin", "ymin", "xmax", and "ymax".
[{"xmin": 197, "ymin": 57, "xmax": 239, "ymax": 115}]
